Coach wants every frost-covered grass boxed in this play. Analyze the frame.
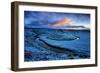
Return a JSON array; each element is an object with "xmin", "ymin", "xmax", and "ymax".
[{"xmin": 24, "ymin": 28, "xmax": 90, "ymax": 62}]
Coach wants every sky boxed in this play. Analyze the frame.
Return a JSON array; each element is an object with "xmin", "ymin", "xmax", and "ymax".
[{"xmin": 24, "ymin": 11, "xmax": 90, "ymax": 28}]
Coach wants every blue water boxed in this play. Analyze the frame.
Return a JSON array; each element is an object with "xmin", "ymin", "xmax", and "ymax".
[{"xmin": 24, "ymin": 28, "xmax": 90, "ymax": 62}]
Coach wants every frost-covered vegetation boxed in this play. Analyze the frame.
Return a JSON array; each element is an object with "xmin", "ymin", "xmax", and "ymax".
[{"xmin": 24, "ymin": 28, "xmax": 90, "ymax": 61}]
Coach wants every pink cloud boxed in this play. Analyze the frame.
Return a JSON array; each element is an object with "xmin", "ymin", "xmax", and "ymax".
[{"xmin": 48, "ymin": 18, "xmax": 74, "ymax": 27}]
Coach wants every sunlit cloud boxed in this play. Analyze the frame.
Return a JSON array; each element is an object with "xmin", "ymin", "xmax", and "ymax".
[{"xmin": 48, "ymin": 17, "xmax": 74, "ymax": 27}]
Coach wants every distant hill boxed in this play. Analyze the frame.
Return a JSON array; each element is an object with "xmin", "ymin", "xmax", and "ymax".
[
  {"xmin": 63, "ymin": 26, "xmax": 85, "ymax": 28},
  {"xmin": 25, "ymin": 25, "xmax": 90, "ymax": 30}
]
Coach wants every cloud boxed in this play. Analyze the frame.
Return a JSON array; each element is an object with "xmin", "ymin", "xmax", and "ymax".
[{"xmin": 48, "ymin": 17, "xmax": 74, "ymax": 27}]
